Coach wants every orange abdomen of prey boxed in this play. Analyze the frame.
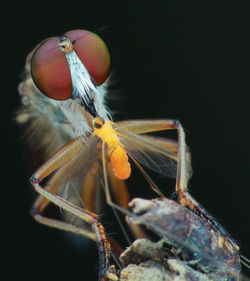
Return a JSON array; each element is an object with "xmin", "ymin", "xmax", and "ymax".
[
  {"xmin": 93, "ymin": 118, "xmax": 131, "ymax": 180},
  {"xmin": 109, "ymin": 145, "xmax": 131, "ymax": 180}
]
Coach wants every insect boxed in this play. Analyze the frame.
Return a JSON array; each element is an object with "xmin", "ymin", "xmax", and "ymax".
[
  {"xmin": 17, "ymin": 29, "xmax": 246, "ymax": 280},
  {"xmin": 16, "ymin": 29, "xmax": 190, "ymax": 280}
]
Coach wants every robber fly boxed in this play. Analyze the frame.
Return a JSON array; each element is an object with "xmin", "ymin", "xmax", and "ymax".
[
  {"xmin": 17, "ymin": 29, "xmax": 247, "ymax": 280},
  {"xmin": 16, "ymin": 29, "xmax": 186, "ymax": 280}
]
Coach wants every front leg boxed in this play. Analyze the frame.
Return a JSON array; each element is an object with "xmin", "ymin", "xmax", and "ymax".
[{"xmin": 30, "ymin": 137, "xmax": 111, "ymax": 281}]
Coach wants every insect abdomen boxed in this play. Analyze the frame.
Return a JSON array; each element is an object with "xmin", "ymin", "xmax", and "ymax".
[{"xmin": 109, "ymin": 145, "xmax": 131, "ymax": 180}]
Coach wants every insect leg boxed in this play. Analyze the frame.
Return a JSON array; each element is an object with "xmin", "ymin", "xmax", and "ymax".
[
  {"xmin": 31, "ymin": 178, "xmax": 110, "ymax": 281},
  {"xmin": 175, "ymin": 124, "xmax": 239, "ymax": 250},
  {"xmin": 30, "ymin": 137, "xmax": 110, "ymax": 281},
  {"xmin": 175, "ymin": 123, "xmax": 218, "ymax": 218},
  {"xmin": 121, "ymin": 119, "xmax": 204, "ymax": 217},
  {"xmin": 31, "ymin": 138, "xmax": 84, "ymax": 181},
  {"xmin": 32, "ymin": 167, "xmax": 96, "ymax": 241},
  {"xmin": 118, "ymin": 119, "xmax": 190, "ymax": 195},
  {"xmin": 107, "ymin": 163, "xmax": 147, "ymax": 239}
]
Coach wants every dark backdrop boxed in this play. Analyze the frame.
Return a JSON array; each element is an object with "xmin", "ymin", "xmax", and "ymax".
[{"xmin": 2, "ymin": 1, "xmax": 250, "ymax": 280}]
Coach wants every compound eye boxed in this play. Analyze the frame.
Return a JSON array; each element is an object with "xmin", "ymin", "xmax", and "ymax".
[
  {"xmin": 65, "ymin": 30, "xmax": 110, "ymax": 85},
  {"xmin": 31, "ymin": 37, "xmax": 72, "ymax": 100}
]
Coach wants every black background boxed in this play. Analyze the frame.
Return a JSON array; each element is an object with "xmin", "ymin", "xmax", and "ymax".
[{"xmin": 2, "ymin": 1, "xmax": 250, "ymax": 280}]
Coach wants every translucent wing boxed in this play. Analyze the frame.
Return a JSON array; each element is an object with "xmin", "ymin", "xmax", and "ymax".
[
  {"xmin": 114, "ymin": 124, "xmax": 193, "ymax": 180},
  {"xmin": 54, "ymin": 135, "xmax": 99, "ymax": 188},
  {"xmin": 51, "ymin": 135, "xmax": 103, "ymax": 226},
  {"xmin": 48, "ymin": 135, "xmax": 101, "ymax": 210}
]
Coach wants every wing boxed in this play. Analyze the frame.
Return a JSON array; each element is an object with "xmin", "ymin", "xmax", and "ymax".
[
  {"xmin": 48, "ymin": 135, "xmax": 102, "ymax": 211},
  {"xmin": 54, "ymin": 135, "xmax": 100, "ymax": 189},
  {"xmin": 114, "ymin": 124, "xmax": 192, "ymax": 180},
  {"xmin": 50, "ymin": 135, "xmax": 104, "ymax": 226}
]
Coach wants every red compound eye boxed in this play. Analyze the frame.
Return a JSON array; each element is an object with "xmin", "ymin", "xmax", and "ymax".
[
  {"xmin": 31, "ymin": 30, "xmax": 110, "ymax": 101},
  {"xmin": 65, "ymin": 29, "xmax": 110, "ymax": 85},
  {"xmin": 31, "ymin": 37, "xmax": 72, "ymax": 100}
]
